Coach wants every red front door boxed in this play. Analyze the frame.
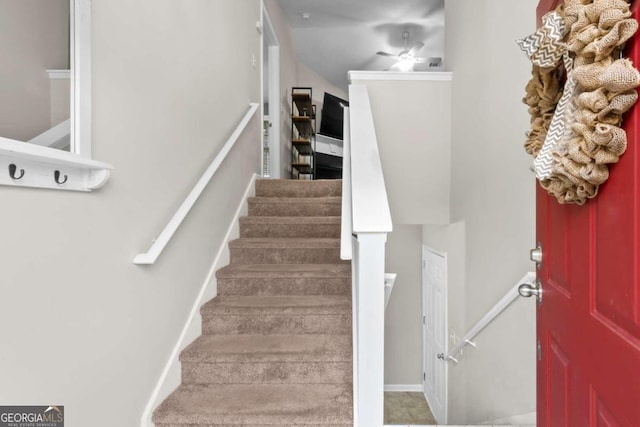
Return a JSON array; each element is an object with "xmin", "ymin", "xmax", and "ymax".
[{"xmin": 536, "ymin": 1, "xmax": 640, "ymax": 425}]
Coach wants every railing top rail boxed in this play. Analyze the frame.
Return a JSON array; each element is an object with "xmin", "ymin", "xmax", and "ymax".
[
  {"xmin": 348, "ymin": 84, "xmax": 392, "ymax": 234},
  {"xmin": 27, "ymin": 119, "xmax": 71, "ymax": 149},
  {"xmin": 340, "ymin": 107, "xmax": 353, "ymax": 261},
  {"xmin": 445, "ymin": 272, "xmax": 537, "ymax": 362},
  {"xmin": 133, "ymin": 102, "xmax": 259, "ymax": 265}
]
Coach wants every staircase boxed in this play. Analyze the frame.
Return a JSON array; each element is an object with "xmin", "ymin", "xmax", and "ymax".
[{"xmin": 153, "ymin": 179, "xmax": 353, "ymax": 427}]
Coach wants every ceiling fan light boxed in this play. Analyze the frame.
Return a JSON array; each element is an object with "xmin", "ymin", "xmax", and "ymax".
[{"xmin": 396, "ymin": 59, "xmax": 414, "ymax": 72}]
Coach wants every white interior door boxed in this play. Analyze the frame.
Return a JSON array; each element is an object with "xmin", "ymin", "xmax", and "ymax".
[{"xmin": 423, "ymin": 245, "xmax": 447, "ymax": 423}]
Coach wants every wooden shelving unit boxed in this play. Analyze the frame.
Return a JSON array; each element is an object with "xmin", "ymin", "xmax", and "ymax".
[{"xmin": 290, "ymin": 87, "xmax": 316, "ymax": 180}]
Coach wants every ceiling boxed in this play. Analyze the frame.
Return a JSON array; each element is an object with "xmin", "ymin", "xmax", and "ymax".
[{"xmin": 277, "ymin": 0, "xmax": 445, "ymax": 91}]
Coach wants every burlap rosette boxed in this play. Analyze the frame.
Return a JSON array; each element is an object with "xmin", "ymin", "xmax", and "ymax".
[
  {"xmin": 518, "ymin": 0, "xmax": 640, "ymax": 205},
  {"xmin": 523, "ymin": 66, "xmax": 564, "ymax": 156}
]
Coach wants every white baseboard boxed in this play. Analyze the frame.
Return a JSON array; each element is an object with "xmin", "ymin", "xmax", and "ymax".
[
  {"xmin": 140, "ymin": 173, "xmax": 259, "ymax": 427},
  {"xmin": 384, "ymin": 384, "xmax": 423, "ymax": 392},
  {"xmin": 483, "ymin": 410, "xmax": 536, "ymax": 425}
]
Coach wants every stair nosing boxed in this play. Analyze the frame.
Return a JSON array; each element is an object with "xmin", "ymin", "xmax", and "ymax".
[
  {"xmin": 216, "ymin": 263, "xmax": 351, "ymax": 279},
  {"xmin": 229, "ymin": 237, "xmax": 341, "ymax": 247},
  {"xmin": 248, "ymin": 196, "xmax": 342, "ymax": 203},
  {"xmin": 179, "ymin": 334, "xmax": 351, "ymax": 363},
  {"xmin": 200, "ymin": 295, "xmax": 351, "ymax": 316},
  {"xmin": 240, "ymin": 216, "xmax": 341, "ymax": 223},
  {"xmin": 152, "ymin": 383, "xmax": 352, "ymax": 425}
]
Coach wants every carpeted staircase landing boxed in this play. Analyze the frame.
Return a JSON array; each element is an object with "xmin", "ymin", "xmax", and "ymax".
[{"xmin": 153, "ymin": 179, "xmax": 353, "ymax": 427}]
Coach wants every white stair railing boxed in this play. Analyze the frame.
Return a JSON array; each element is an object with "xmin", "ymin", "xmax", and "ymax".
[
  {"xmin": 27, "ymin": 119, "xmax": 71, "ymax": 149},
  {"xmin": 341, "ymin": 84, "xmax": 393, "ymax": 427},
  {"xmin": 133, "ymin": 103, "xmax": 259, "ymax": 265},
  {"xmin": 442, "ymin": 272, "xmax": 537, "ymax": 363},
  {"xmin": 384, "ymin": 273, "xmax": 397, "ymax": 309}
]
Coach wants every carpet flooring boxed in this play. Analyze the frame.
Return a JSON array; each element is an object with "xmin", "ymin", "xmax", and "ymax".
[{"xmin": 153, "ymin": 179, "xmax": 353, "ymax": 426}]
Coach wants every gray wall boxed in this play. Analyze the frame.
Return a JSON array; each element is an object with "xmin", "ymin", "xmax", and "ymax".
[
  {"xmin": 361, "ymin": 0, "xmax": 538, "ymax": 421},
  {"xmin": 0, "ymin": 1, "xmax": 261, "ymax": 426},
  {"xmin": 441, "ymin": 0, "xmax": 538, "ymax": 423},
  {"xmin": 50, "ymin": 79, "xmax": 70, "ymax": 127},
  {"xmin": 350, "ymin": 78, "xmax": 451, "ymax": 224},
  {"xmin": 0, "ymin": 0, "xmax": 69, "ymax": 141},
  {"xmin": 384, "ymin": 225, "xmax": 424, "ymax": 385},
  {"xmin": 298, "ymin": 62, "xmax": 348, "ymax": 135}
]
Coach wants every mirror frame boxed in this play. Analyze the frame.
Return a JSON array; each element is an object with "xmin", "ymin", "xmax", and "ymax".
[
  {"xmin": 70, "ymin": 0, "xmax": 92, "ymax": 158},
  {"xmin": 0, "ymin": 0, "xmax": 112, "ymax": 192}
]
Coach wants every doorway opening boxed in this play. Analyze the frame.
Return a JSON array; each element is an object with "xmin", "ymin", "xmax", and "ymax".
[{"xmin": 261, "ymin": 3, "xmax": 280, "ymax": 178}]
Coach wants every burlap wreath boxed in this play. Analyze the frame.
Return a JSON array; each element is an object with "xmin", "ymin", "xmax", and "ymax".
[{"xmin": 521, "ymin": 0, "xmax": 640, "ymax": 205}]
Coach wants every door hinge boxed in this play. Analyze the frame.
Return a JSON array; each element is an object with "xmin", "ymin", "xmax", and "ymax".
[
  {"xmin": 423, "ymin": 315, "xmax": 426, "ymax": 324},
  {"xmin": 537, "ymin": 340, "xmax": 542, "ymax": 361},
  {"xmin": 423, "ymin": 372, "xmax": 426, "ymax": 381}
]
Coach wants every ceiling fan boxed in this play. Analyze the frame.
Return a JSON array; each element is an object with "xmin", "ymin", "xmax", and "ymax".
[{"xmin": 377, "ymin": 31, "xmax": 442, "ymax": 71}]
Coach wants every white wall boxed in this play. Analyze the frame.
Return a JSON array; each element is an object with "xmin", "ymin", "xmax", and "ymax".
[
  {"xmin": 0, "ymin": 1, "xmax": 261, "ymax": 426},
  {"xmin": 443, "ymin": 0, "xmax": 538, "ymax": 423},
  {"xmin": 0, "ymin": 0, "xmax": 69, "ymax": 141},
  {"xmin": 350, "ymin": 76, "xmax": 451, "ymax": 224}
]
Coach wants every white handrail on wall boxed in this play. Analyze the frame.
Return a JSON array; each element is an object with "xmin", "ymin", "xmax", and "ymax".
[
  {"xmin": 133, "ymin": 103, "xmax": 260, "ymax": 265},
  {"xmin": 443, "ymin": 271, "xmax": 537, "ymax": 363},
  {"xmin": 342, "ymin": 84, "xmax": 393, "ymax": 427},
  {"xmin": 27, "ymin": 119, "xmax": 71, "ymax": 149}
]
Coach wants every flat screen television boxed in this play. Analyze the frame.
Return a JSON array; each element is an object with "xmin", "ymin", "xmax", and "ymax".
[
  {"xmin": 319, "ymin": 93, "xmax": 349, "ymax": 140},
  {"xmin": 315, "ymin": 152, "xmax": 343, "ymax": 180}
]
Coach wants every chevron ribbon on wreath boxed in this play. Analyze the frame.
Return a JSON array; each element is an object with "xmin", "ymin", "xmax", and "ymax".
[
  {"xmin": 518, "ymin": 1, "xmax": 640, "ymax": 205},
  {"xmin": 518, "ymin": 11, "xmax": 574, "ymax": 180},
  {"xmin": 517, "ymin": 12, "xmax": 565, "ymax": 68},
  {"xmin": 533, "ymin": 55, "xmax": 576, "ymax": 180}
]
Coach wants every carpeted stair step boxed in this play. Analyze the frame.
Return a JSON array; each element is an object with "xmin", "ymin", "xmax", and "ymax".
[
  {"xmin": 239, "ymin": 216, "xmax": 341, "ymax": 238},
  {"xmin": 180, "ymin": 334, "xmax": 352, "ymax": 385},
  {"xmin": 248, "ymin": 196, "xmax": 342, "ymax": 217},
  {"xmin": 152, "ymin": 383, "xmax": 352, "ymax": 426},
  {"xmin": 229, "ymin": 238, "xmax": 345, "ymax": 265},
  {"xmin": 255, "ymin": 179, "xmax": 342, "ymax": 198},
  {"xmin": 201, "ymin": 295, "xmax": 351, "ymax": 335},
  {"xmin": 216, "ymin": 264, "xmax": 351, "ymax": 296}
]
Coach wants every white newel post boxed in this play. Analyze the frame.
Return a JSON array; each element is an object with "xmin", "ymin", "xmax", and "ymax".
[
  {"xmin": 345, "ymin": 83, "xmax": 392, "ymax": 427},
  {"xmin": 354, "ymin": 232, "xmax": 387, "ymax": 427}
]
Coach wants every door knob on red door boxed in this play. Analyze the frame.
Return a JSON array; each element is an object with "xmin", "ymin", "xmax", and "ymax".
[
  {"xmin": 519, "ymin": 280, "xmax": 542, "ymax": 303},
  {"xmin": 530, "ymin": 245, "xmax": 542, "ymax": 267}
]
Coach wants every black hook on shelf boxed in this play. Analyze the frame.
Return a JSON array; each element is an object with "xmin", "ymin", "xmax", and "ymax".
[
  {"xmin": 8, "ymin": 164, "xmax": 25, "ymax": 180},
  {"xmin": 54, "ymin": 170, "xmax": 68, "ymax": 184}
]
